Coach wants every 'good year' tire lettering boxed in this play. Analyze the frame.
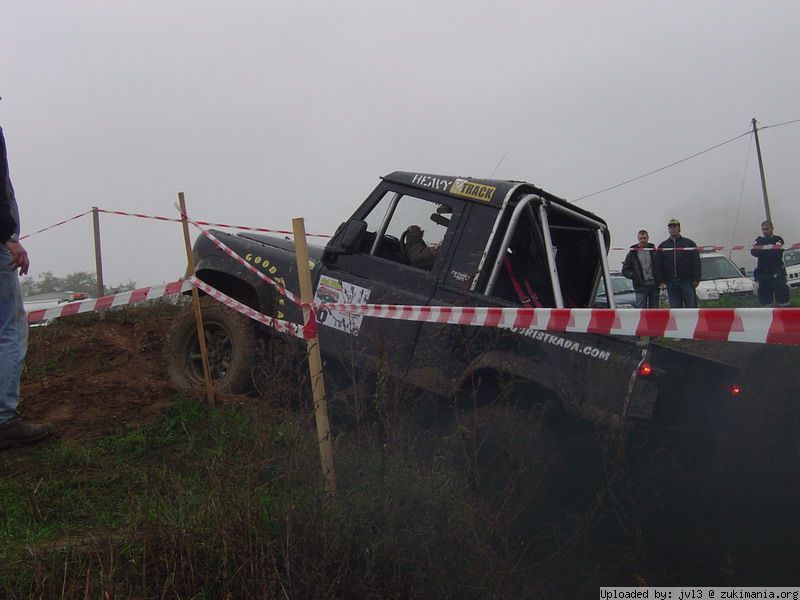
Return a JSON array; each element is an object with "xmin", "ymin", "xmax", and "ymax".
[{"xmin": 244, "ymin": 254, "xmax": 279, "ymax": 274}]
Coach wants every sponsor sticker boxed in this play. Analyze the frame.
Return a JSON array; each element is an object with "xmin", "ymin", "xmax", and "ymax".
[
  {"xmin": 513, "ymin": 327, "xmax": 612, "ymax": 361},
  {"xmin": 410, "ymin": 174, "xmax": 496, "ymax": 202},
  {"xmin": 450, "ymin": 178, "xmax": 496, "ymax": 202},
  {"xmin": 314, "ymin": 276, "xmax": 371, "ymax": 336},
  {"xmin": 411, "ymin": 174, "xmax": 453, "ymax": 193}
]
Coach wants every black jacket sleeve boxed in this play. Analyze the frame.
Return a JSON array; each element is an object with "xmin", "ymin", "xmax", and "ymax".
[
  {"xmin": 621, "ymin": 250, "xmax": 636, "ymax": 281},
  {"xmin": 0, "ymin": 128, "xmax": 18, "ymax": 243},
  {"xmin": 751, "ymin": 236, "xmax": 764, "ymax": 258},
  {"xmin": 690, "ymin": 241, "xmax": 701, "ymax": 282},
  {"xmin": 653, "ymin": 243, "xmax": 665, "ymax": 284}
]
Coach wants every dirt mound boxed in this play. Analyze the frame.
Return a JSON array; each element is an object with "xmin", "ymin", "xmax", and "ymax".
[{"xmin": 20, "ymin": 309, "xmax": 188, "ymax": 444}]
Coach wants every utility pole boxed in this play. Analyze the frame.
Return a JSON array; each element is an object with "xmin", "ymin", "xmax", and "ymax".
[
  {"xmin": 751, "ymin": 118, "xmax": 772, "ymax": 223},
  {"xmin": 91, "ymin": 207, "xmax": 105, "ymax": 298}
]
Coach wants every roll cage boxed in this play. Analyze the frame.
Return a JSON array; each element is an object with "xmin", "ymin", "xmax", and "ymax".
[{"xmin": 477, "ymin": 193, "xmax": 615, "ymax": 308}]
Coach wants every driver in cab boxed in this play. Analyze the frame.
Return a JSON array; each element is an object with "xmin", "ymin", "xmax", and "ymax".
[{"xmin": 403, "ymin": 225, "xmax": 436, "ymax": 270}]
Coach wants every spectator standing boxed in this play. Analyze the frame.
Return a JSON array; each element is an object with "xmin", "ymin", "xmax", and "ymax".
[
  {"xmin": 751, "ymin": 220, "xmax": 791, "ymax": 306},
  {"xmin": 0, "ymin": 126, "xmax": 53, "ymax": 450},
  {"xmin": 622, "ymin": 229, "xmax": 659, "ymax": 308},
  {"xmin": 656, "ymin": 218, "xmax": 701, "ymax": 308}
]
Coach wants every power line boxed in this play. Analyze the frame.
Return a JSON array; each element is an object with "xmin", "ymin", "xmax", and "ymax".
[
  {"xmin": 573, "ymin": 118, "xmax": 800, "ymax": 203},
  {"xmin": 760, "ymin": 117, "xmax": 800, "ymax": 131},
  {"xmin": 729, "ymin": 133, "xmax": 754, "ymax": 260},
  {"xmin": 573, "ymin": 131, "xmax": 750, "ymax": 202}
]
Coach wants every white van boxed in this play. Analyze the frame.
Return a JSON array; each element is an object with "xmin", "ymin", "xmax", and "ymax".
[
  {"xmin": 696, "ymin": 252, "xmax": 756, "ymax": 301},
  {"xmin": 783, "ymin": 248, "xmax": 800, "ymax": 288}
]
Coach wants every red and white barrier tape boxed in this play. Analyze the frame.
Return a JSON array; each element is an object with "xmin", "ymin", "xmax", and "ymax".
[
  {"xmin": 196, "ymin": 279, "xmax": 798, "ymax": 347},
  {"xmin": 609, "ymin": 243, "xmax": 800, "ymax": 252},
  {"xmin": 24, "ymin": 271, "xmax": 799, "ymax": 346},
  {"xmin": 26, "ymin": 279, "xmax": 193, "ymax": 324},
  {"xmin": 190, "ymin": 277, "xmax": 307, "ymax": 339},
  {"xmin": 316, "ymin": 303, "xmax": 800, "ymax": 346},
  {"xmin": 97, "ymin": 208, "xmax": 332, "ymax": 238},
  {"xmin": 191, "ymin": 284, "xmax": 799, "ymax": 346},
  {"xmin": 185, "ymin": 217, "xmax": 303, "ymax": 308},
  {"xmin": 19, "ymin": 211, "xmax": 93, "ymax": 241},
  {"xmin": 23, "ymin": 208, "xmax": 796, "ymax": 251}
]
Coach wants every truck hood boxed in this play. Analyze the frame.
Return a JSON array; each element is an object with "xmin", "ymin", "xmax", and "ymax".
[
  {"xmin": 696, "ymin": 276, "xmax": 756, "ymax": 300},
  {"xmin": 237, "ymin": 232, "xmax": 326, "ymax": 261}
]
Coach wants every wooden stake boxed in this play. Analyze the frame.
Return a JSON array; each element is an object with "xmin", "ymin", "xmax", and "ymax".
[
  {"xmin": 178, "ymin": 192, "xmax": 215, "ymax": 406},
  {"xmin": 292, "ymin": 217, "xmax": 336, "ymax": 496}
]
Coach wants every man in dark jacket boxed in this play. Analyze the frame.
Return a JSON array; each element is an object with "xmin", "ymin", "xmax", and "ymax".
[
  {"xmin": 622, "ymin": 229, "xmax": 659, "ymax": 308},
  {"xmin": 656, "ymin": 218, "xmax": 701, "ymax": 308},
  {"xmin": 0, "ymin": 126, "xmax": 53, "ymax": 450},
  {"xmin": 751, "ymin": 220, "xmax": 790, "ymax": 307}
]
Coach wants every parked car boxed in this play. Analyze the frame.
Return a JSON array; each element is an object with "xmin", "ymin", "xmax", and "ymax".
[
  {"xmin": 784, "ymin": 248, "xmax": 800, "ymax": 288},
  {"xmin": 696, "ymin": 252, "xmax": 756, "ymax": 301},
  {"xmin": 593, "ymin": 274, "xmax": 638, "ymax": 307}
]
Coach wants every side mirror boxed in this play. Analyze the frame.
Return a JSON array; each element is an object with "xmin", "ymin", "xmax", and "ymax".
[
  {"xmin": 739, "ymin": 267, "xmax": 746, "ymax": 276},
  {"xmin": 430, "ymin": 212, "xmax": 450, "ymax": 227},
  {"xmin": 326, "ymin": 219, "xmax": 367, "ymax": 254}
]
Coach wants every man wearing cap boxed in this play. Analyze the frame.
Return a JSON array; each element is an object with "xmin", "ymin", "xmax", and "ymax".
[
  {"xmin": 0, "ymin": 126, "xmax": 53, "ymax": 450},
  {"xmin": 656, "ymin": 219, "xmax": 701, "ymax": 308}
]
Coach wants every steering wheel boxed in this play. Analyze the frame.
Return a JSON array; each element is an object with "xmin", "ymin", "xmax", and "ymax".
[{"xmin": 398, "ymin": 231, "xmax": 410, "ymax": 263}]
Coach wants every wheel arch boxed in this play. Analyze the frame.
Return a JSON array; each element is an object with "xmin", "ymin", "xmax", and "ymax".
[
  {"xmin": 454, "ymin": 350, "xmax": 570, "ymax": 413},
  {"xmin": 194, "ymin": 267, "xmax": 275, "ymax": 314}
]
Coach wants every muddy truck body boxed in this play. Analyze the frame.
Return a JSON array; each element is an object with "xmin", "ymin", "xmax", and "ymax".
[{"xmin": 169, "ymin": 171, "xmax": 739, "ymax": 459}]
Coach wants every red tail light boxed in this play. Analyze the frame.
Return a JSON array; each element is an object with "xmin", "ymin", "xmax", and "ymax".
[
  {"xmin": 638, "ymin": 362, "xmax": 653, "ymax": 377},
  {"xmin": 730, "ymin": 384, "xmax": 741, "ymax": 396}
]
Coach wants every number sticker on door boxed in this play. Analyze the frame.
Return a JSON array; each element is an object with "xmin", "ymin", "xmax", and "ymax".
[{"xmin": 314, "ymin": 276, "xmax": 371, "ymax": 336}]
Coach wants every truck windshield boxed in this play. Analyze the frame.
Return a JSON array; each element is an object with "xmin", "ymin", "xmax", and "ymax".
[
  {"xmin": 610, "ymin": 276, "xmax": 635, "ymax": 294},
  {"xmin": 784, "ymin": 249, "xmax": 800, "ymax": 267},
  {"xmin": 700, "ymin": 256, "xmax": 743, "ymax": 280}
]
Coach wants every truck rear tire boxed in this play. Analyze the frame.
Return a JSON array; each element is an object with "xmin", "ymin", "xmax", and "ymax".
[
  {"xmin": 461, "ymin": 403, "xmax": 567, "ymax": 515},
  {"xmin": 166, "ymin": 298, "xmax": 262, "ymax": 394},
  {"xmin": 454, "ymin": 380, "xmax": 601, "ymax": 545}
]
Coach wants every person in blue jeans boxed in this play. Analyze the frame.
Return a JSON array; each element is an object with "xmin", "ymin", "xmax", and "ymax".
[
  {"xmin": 0, "ymin": 126, "xmax": 53, "ymax": 450},
  {"xmin": 655, "ymin": 219, "xmax": 701, "ymax": 309}
]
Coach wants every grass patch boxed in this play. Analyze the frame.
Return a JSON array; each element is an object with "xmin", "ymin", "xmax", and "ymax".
[
  {"xmin": 699, "ymin": 283, "xmax": 800, "ymax": 308},
  {"xmin": 0, "ymin": 393, "xmax": 520, "ymax": 599},
  {"xmin": 2, "ymin": 382, "xmax": 797, "ymax": 597}
]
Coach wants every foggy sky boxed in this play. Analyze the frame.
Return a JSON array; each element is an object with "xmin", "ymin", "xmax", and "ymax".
[{"xmin": 3, "ymin": 0, "xmax": 799, "ymax": 288}]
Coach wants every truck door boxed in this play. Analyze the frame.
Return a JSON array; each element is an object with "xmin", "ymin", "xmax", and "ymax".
[{"xmin": 316, "ymin": 188, "xmax": 457, "ymax": 377}]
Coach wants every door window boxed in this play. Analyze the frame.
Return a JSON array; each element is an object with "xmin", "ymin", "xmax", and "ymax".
[{"xmin": 363, "ymin": 192, "xmax": 451, "ymax": 270}]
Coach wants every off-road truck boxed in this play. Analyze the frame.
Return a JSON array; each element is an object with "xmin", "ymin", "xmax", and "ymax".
[{"xmin": 167, "ymin": 171, "xmax": 739, "ymax": 463}]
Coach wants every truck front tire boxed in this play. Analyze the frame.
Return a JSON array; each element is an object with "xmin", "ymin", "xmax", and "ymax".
[{"xmin": 166, "ymin": 298, "xmax": 262, "ymax": 394}]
